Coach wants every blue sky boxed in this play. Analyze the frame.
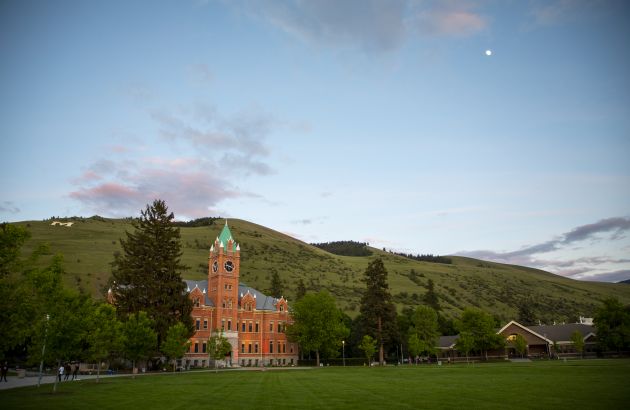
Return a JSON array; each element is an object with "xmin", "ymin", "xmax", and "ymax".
[{"xmin": 1, "ymin": 0, "xmax": 629, "ymax": 282}]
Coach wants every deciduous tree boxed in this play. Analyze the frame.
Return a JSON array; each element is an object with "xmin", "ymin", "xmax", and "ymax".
[
  {"xmin": 455, "ymin": 331, "xmax": 475, "ymax": 363},
  {"xmin": 162, "ymin": 322, "xmax": 191, "ymax": 372},
  {"xmin": 208, "ymin": 330, "xmax": 232, "ymax": 372},
  {"xmin": 358, "ymin": 335, "xmax": 377, "ymax": 366},
  {"xmin": 594, "ymin": 298, "xmax": 630, "ymax": 352},
  {"xmin": 122, "ymin": 311, "xmax": 157, "ymax": 377},
  {"xmin": 408, "ymin": 306, "xmax": 439, "ymax": 357},
  {"xmin": 286, "ymin": 291, "xmax": 349, "ymax": 367},
  {"xmin": 456, "ymin": 308, "xmax": 504, "ymax": 360},
  {"xmin": 0, "ymin": 223, "xmax": 30, "ymax": 277},
  {"xmin": 570, "ymin": 331, "xmax": 585, "ymax": 358},
  {"xmin": 88, "ymin": 303, "xmax": 123, "ymax": 382},
  {"xmin": 510, "ymin": 334, "xmax": 528, "ymax": 358}
]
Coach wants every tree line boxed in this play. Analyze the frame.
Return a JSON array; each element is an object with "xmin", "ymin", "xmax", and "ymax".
[
  {"xmin": 387, "ymin": 251, "xmax": 452, "ymax": 264},
  {"xmin": 171, "ymin": 217, "xmax": 220, "ymax": 227},
  {"xmin": 285, "ymin": 256, "xmax": 630, "ymax": 365},
  {"xmin": 0, "ymin": 201, "xmax": 226, "ymax": 393},
  {"xmin": 311, "ymin": 241, "xmax": 373, "ymax": 257}
]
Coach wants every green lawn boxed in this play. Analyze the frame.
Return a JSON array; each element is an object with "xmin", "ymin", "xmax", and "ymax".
[{"xmin": 2, "ymin": 360, "xmax": 630, "ymax": 409}]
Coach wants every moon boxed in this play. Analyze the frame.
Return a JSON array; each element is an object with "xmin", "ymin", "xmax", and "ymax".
[{"xmin": 485, "ymin": 49, "xmax": 492, "ymax": 56}]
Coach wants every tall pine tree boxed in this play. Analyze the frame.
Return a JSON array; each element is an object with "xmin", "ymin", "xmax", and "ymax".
[
  {"xmin": 358, "ymin": 258, "xmax": 398, "ymax": 365},
  {"xmin": 111, "ymin": 199, "xmax": 193, "ymax": 349},
  {"xmin": 424, "ymin": 279, "xmax": 440, "ymax": 311},
  {"xmin": 270, "ymin": 271, "xmax": 283, "ymax": 298}
]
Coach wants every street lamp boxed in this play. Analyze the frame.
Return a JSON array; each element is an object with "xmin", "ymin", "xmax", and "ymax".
[
  {"xmin": 37, "ymin": 314, "xmax": 50, "ymax": 388},
  {"xmin": 342, "ymin": 340, "xmax": 345, "ymax": 367}
]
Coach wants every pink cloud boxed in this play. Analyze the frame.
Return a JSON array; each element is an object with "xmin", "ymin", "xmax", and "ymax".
[
  {"xmin": 69, "ymin": 182, "xmax": 143, "ymax": 211},
  {"xmin": 109, "ymin": 145, "xmax": 130, "ymax": 153},
  {"xmin": 432, "ymin": 10, "xmax": 487, "ymax": 36},
  {"xmin": 412, "ymin": 6, "xmax": 487, "ymax": 37},
  {"xmin": 72, "ymin": 170, "xmax": 103, "ymax": 184},
  {"xmin": 69, "ymin": 158, "xmax": 253, "ymax": 219}
]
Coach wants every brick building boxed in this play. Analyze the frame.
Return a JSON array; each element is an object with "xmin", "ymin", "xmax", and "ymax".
[{"xmin": 182, "ymin": 222, "xmax": 298, "ymax": 368}]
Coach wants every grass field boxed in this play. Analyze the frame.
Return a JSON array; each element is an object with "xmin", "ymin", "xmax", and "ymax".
[{"xmin": 2, "ymin": 360, "xmax": 629, "ymax": 409}]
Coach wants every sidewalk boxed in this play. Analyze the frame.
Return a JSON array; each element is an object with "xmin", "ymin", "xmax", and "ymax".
[
  {"xmin": 0, "ymin": 366, "xmax": 310, "ymax": 391},
  {"xmin": 0, "ymin": 373, "xmax": 119, "ymax": 391}
]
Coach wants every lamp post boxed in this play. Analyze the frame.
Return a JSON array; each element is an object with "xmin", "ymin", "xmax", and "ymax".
[
  {"xmin": 342, "ymin": 340, "xmax": 345, "ymax": 367},
  {"xmin": 37, "ymin": 314, "xmax": 50, "ymax": 388}
]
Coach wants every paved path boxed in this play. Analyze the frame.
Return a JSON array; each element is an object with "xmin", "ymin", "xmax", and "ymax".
[
  {"xmin": 0, "ymin": 373, "xmax": 122, "ymax": 391},
  {"xmin": 0, "ymin": 367, "xmax": 310, "ymax": 391}
]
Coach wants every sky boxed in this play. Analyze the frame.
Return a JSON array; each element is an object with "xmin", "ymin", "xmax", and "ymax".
[{"xmin": 1, "ymin": 0, "xmax": 629, "ymax": 282}]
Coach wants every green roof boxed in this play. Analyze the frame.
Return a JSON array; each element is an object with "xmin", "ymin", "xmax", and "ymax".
[{"xmin": 217, "ymin": 221, "xmax": 237, "ymax": 252}]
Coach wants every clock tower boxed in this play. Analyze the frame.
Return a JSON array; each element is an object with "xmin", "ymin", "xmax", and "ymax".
[{"xmin": 208, "ymin": 220, "xmax": 240, "ymax": 363}]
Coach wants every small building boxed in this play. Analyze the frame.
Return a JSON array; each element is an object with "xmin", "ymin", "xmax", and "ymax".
[{"xmin": 437, "ymin": 320, "xmax": 597, "ymax": 361}]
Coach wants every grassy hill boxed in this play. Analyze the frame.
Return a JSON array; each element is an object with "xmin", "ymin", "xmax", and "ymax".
[{"xmin": 11, "ymin": 216, "xmax": 630, "ymax": 323}]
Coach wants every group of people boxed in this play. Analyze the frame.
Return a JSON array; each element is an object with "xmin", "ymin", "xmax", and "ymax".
[{"xmin": 57, "ymin": 362, "xmax": 80, "ymax": 382}]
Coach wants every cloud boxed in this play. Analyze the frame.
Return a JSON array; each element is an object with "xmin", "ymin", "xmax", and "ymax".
[
  {"xmin": 151, "ymin": 104, "xmax": 274, "ymax": 175},
  {"xmin": 409, "ymin": 2, "xmax": 487, "ymax": 37},
  {"xmin": 256, "ymin": 0, "xmax": 407, "ymax": 52},
  {"xmin": 0, "ymin": 201, "xmax": 20, "ymax": 214},
  {"xmin": 290, "ymin": 216, "xmax": 328, "ymax": 225},
  {"xmin": 292, "ymin": 219, "xmax": 312, "ymax": 225},
  {"xmin": 457, "ymin": 216, "xmax": 630, "ymax": 281},
  {"xmin": 69, "ymin": 157, "xmax": 245, "ymax": 219},
  {"xmin": 243, "ymin": 0, "xmax": 487, "ymax": 53},
  {"xmin": 562, "ymin": 217, "xmax": 630, "ymax": 244},
  {"xmin": 577, "ymin": 269, "xmax": 630, "ymax": 283},
  {"xmin": 188, "ymin": 63, "xmax": 213, "ymax": 84},
  {"xmin": 526, "ymin": 0, "xmax": 627, "ymax": 27}
]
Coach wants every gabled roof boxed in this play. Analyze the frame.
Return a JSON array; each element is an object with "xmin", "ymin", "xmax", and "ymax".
[
  {"xmin": 184, "ymin": 280, "xmax": 213, "ymax": 306},
  {"xmin": 183, "ymin": 279, "xmax": 281, "ymax": 311},
  {"xmin": 438, "ymin": 335, "xmax": 459, "ymax": 349},
  {"xmin": 498, "ymin": 320, "xmax": 553, "ymax": 344},
  {"xmin": 527, "ymin": 323, "xmax": 595, "ymax": 343},
  {"xmin": 238, "ymin": 283, "xmax": 281, "ymax": 311}
]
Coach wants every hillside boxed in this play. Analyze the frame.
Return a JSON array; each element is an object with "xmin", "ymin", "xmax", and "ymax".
[{"xmin": 11, "ymin": 217, "xmax": 630, "ymax": 323}]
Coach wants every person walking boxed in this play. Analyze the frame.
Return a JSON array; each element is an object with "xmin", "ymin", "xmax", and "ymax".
[
  {"xmin": 64, "ymin": 363, "xmax": 71, "ymax": 381},
  {"xmin": 72, "ymin": 362, "xmax": 79, "ymax": 380},
  {"xmin": 1, "ymin": 362, "xmax": 8, "ymax": 382},
  {"xmin": 58, "ymin": 364, "xmax": 64, "ymax": 382}
]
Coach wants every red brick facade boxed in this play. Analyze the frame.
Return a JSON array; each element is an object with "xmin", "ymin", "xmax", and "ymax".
[{"xmin": 183, "ymin": 223, "xmax": 298, "ymax": 368}]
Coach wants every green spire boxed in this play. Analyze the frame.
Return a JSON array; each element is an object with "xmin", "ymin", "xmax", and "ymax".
[{"xmin": 217, "ymin": 220, "xmax": 237, "ymax": 252}]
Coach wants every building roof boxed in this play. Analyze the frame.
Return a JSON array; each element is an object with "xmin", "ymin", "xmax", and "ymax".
[
  {"xmin": 438, "ymin": 335, "xmax": 459, "ymax": 349},
  {"xmin": 217, "ymin": 220, "xmax": 238, "ymax": 252},
  {"xmin": 238, "ymin": 283, "xmax": 281, "ymax": 311},
  {"xmin": 184, "ymin": 280, "xmax": 214, "ymax": 306},
  {"xmin": 183, "ymin": 279, "xmax": 280, "ymax": 311},
  {"xmin": 498, "ymin": 320, "xmax": 552, "ymax": 344},
  {"xmin": 527, "ymin": 323, "xmax": 595, "ymax": 343}
]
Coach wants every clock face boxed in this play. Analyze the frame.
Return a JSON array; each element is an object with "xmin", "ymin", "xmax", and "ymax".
[
  {"xmin": 224, "ymin": 260, "xmax": 234, "ymax": 272},
  {"xmin": 212, "ymin": 261, "xmax": 218, "ymax": 273}
]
